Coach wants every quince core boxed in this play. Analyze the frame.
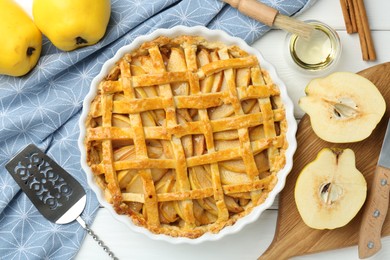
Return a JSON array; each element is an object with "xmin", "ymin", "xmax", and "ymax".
[
  {"xmin": 299, "ymin": 72, "xmax": 386, "ymax": 143},
  {"xmin": 294, "ymin": 148, "xmax": 367, "ymax": 230}
]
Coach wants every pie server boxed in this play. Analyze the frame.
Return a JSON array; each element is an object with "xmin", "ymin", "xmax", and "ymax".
[
  {"xmin": 5, "ymin": 144, "xmax": 117, "ymax": 260},
  {"xmin": 358, "ymin": 119, "xmax": 390, "ymax": 258}
]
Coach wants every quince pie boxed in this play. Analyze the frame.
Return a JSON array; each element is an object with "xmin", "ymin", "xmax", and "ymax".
[{"xmin": 84, "ymin": 35, "xmax": 288, "ymax": 238}]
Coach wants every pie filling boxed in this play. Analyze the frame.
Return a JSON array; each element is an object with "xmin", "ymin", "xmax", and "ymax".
[{"xmin": 84, "ymin": 35, "xmax": 288, "ymax": 238}]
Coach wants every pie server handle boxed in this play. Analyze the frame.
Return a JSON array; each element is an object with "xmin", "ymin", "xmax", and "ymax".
[
  {"xmin": 358, "ymin": 165, "xmax": 390, "ymax": 258},
  {"xmin": 59, "ymin": 195, "xmax": 118, "ymax": 259},
  {"xmin": 76, "ymin": 216, "xmax": 118, "ymax": 259}
]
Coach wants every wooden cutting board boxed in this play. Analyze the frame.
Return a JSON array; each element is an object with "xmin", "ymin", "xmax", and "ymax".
[{"xmin": 260, "ymin": 62, "xmax": 390, "ymax": 259}]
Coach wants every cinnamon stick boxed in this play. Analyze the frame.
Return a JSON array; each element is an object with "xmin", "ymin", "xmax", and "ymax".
[
  {"xmin": 347, "ymin": 0, "xmax": 358, "ymax": 32},
  {"xmin": 353, "ymin": 0, "xmax": 369, "ymax": 60},
  {"xmin": 340, "ymin": 0, "xmax": 357, "ymax": 33},
  {"xmin": 342, "ymin": 0, "xmax": 376, "ymax": 61},
  {"xmin": 355, "ymin": 0, "xmax": 376, "ymax": 60},
  {"xmin": 340, "ymin": 0, "xmax": 353, "ymax": 33}
]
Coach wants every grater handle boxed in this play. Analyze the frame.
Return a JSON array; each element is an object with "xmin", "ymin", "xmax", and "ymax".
[{"xmin": 77, "ymin": 216, "xmax": 118, "ymax": 260}]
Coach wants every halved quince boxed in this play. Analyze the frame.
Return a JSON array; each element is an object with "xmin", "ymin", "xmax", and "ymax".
[
  {"xmin": 299, "ymin": 72, "xmax": 386, "ymax": 143},
  {"xmin": 294, "ymin": 148, "xmax": 367, "ymax": 229}
]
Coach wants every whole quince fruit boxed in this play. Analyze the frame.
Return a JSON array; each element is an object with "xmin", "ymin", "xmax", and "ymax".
[
  {"xmin": 0, "ymin": 0, "xmax": 42, "ymax": 77},
  {"xmin": 32, "ymin": 0, "xmax": 111, "ymax": 51}
]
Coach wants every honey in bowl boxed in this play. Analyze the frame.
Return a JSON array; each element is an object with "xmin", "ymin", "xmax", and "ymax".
[{"xmin": 286, "ymin": 20, "xmax": 341, "ymax": 74}]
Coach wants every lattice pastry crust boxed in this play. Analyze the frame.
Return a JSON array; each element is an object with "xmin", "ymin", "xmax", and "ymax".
[{"xmin": 84, "ymin": 35, "xmax": 288, "ymax": 238}]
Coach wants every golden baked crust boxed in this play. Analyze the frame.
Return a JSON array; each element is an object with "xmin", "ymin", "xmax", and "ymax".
[{"xmin": 84, "ymin": 35, "xmax": 288, "ymax": 238}]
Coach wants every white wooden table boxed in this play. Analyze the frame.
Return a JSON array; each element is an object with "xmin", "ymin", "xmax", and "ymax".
[{"xmin": 74, "ymin": 0, "xmax": 390, "ymax": 259}]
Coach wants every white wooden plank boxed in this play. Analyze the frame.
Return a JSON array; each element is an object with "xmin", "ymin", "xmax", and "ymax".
[
  {"xmin": 78, "ymin": 208, "xmax": 279, "ymax": 260},
  {"xmin": 297, "ymin": 0, "xmax": 390, "ymax": 30}
]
